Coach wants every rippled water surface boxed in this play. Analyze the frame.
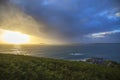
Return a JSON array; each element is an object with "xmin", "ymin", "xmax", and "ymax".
[{"xmin": 0, "ymin": 43, "xmax": 120, "ymax": 62}]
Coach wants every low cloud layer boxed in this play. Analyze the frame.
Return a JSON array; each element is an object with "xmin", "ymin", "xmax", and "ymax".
[{"xmin": 86, "ymin": 29, "xmax": 120, "ymax": 38}]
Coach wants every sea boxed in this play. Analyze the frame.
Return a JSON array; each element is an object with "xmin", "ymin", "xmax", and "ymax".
[{"xmin": 0, "ymin": 43, "xmax": 120, "ymax": 62}]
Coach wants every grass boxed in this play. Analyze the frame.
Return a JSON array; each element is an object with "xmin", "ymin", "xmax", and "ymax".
[{"xmin": 0, "ymin": 53, "xmax": 120, "ymax": 80}]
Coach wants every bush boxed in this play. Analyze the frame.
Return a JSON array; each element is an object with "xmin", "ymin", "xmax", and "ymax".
[{"xmin": 0, "ymin": 54, "xmax": 120, "ymax": 80}]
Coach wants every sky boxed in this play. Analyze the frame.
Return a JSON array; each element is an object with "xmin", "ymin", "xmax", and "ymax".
[{"xmin": 0, "ymin": 0, "xmax": 120, "ymax": 44}]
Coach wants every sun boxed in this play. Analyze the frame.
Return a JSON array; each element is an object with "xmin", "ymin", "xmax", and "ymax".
[{"xmin": 1, "ymin": 30, "xmax": 30, "ymax": 44}]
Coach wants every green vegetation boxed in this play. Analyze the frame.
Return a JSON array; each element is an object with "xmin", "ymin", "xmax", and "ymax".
[{"xmin": 0, "ymin": 54, "xmax": 120, "ymax": 80}]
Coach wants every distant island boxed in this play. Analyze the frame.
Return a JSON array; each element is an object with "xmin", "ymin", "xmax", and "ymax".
[{"xmin": 0, "ymin": 54, "xmax": 120, "ymax": 80}]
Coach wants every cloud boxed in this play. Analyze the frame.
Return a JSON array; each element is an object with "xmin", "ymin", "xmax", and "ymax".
[
  {"xmin": 115, "ymin": 12, "xmax": 120, "ymax": 17},
  {"xmin": 0, "ymin": 0, "xmax": 8, "ymax": 3},
  {"xmin": 0, "ymin": 0, "xmax": 120, "ymax": 43},
  {"xmin": 86, "ymin": 29, "xmax": 120, "ymax": 38},
  {"xmin": 0, "ymin": 1, "xmax": 67, "ymax": 44},
  {"xmin": 96, "ymin": 9, "xmax": 120, "ymax": 21},
  {"xmin": 0, "ymin": 4, "xmax": 41, "ymax": 36}
]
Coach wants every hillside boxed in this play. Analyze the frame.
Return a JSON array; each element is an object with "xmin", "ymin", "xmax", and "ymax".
[{"xmin": 0, "ymin": 54, "xmax": 120, "ymax": 80}]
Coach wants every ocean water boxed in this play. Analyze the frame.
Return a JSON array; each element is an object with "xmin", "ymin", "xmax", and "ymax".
[{"xmin": 0, "ymin": 43, "xmax": 120, "ymax": 62}]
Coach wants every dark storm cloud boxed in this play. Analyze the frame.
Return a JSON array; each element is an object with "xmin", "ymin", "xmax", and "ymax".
[
  {"xmin": 0, "ymin": 0, "xmax": 7, "ymax": 3},
  {"xmin": 2, "ymin": 0, "xmax": 120, "ymax": 43}
]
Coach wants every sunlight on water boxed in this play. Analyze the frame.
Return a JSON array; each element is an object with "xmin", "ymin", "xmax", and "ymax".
[
  {"xmin": 0, "ymin": 45, "xmax": 30, "ymax": 56},
  {"xmin": 0, "ymin": 44, "xmax": 120, "ymax": 62}
]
